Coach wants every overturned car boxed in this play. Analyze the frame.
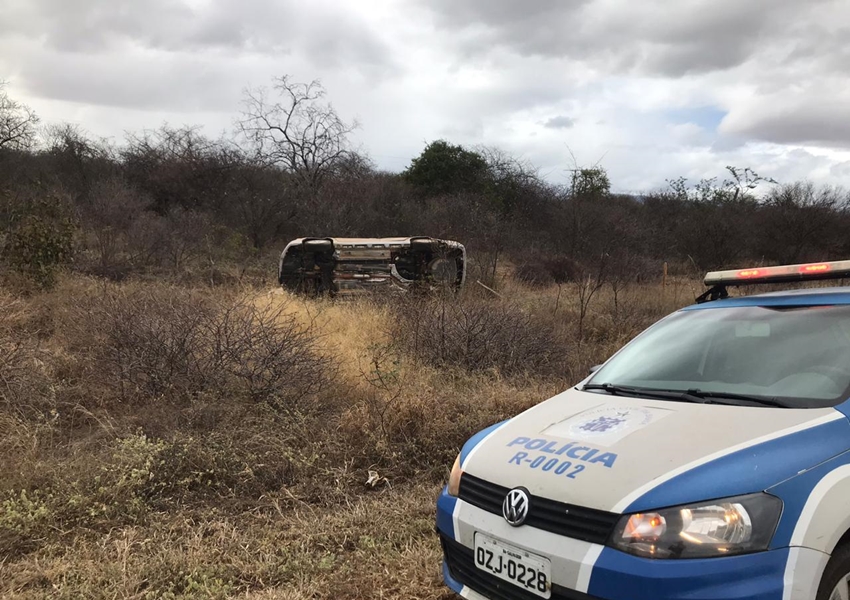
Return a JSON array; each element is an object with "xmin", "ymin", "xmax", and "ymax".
[{"xmin": 278, "ymin": 237, "xmax": 466, "ymax": 296}]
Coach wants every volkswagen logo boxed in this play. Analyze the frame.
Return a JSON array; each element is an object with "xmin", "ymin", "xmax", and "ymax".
[{"xmin": 502, "ymin": 488, "xmax": 530, "ymax": 527}]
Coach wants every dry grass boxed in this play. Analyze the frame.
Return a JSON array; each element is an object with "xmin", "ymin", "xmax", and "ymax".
[
  {"xmin": 0, "ymin": 271, "xmax": 696, "ymax": 598},
  {"xmin": 253, "ymin": 289, "xmax": 393, "ymax": 382},
  {"xmin": 2, "ymin": 483, "xmax": 449, "ymax": 600}
]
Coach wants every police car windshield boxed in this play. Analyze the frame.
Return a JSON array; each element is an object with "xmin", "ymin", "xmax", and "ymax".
[{"xmin": 588, "ymin": 304, "xmax": 850, "ymax": 408}]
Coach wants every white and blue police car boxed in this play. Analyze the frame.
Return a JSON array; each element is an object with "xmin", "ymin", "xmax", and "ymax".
[{"xmin": 437, "ymin": 260, "xmax": 850, "ymax": 600}]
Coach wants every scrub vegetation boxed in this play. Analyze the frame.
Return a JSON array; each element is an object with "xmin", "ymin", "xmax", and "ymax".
[
  {"xmin": 2, "ymin": 78, "xmax": 849, "ymax": 598},
  {"xmin": 0, "ymin": 275, "xmax": 690, "ymax": 599}
]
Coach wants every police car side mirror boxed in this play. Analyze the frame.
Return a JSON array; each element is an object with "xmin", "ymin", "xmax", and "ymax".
[{"xmin": 588, "ymin": 364, "xmax": 602, "ymax": 375}]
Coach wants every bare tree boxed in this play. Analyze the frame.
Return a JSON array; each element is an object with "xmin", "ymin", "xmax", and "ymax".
[
  {"xmin": 122, "ymin": 125, "xmax": 238, "ymax": 213},
  {"xmin": 608, "ymin": 251, "xmax": 636, "ymax": 314},
  {"xmin": 44, "ymin": 123, "xmax": 115, "ymax": 197},
  {"xmin": 576, "ymin": 254, "xmax": 609, "ymax": 343},
  {"xmin": 124, "ymin": 208, "xmax": 209, "ymax": 272},
  {"xmin": 543, "ymin": 255, "xmax": 581, "ymax": 314},
  {"xmin": 162, "ymin": 208, "xmax": 210, "ymax": 270},
  {"xmin": 238, "ymin": 76, "xmax": 358, "ymax": 192},
  {"xmin": 0, "ymin": 82, "xmax": 39, "ymax": 151},
  {"xmin": 758, "ymin": 182, "xmax": 847, "ymax": 264},
  {"xmin": 227, "ymin": 167, "xmax": 297, "ymax": 250},
  {"xmin": 85, "ymin": 177, "xmax": 148, "ymax": 268}
]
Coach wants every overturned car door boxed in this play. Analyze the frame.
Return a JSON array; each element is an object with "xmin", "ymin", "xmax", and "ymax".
[{"xmin": 278, "ymin": 237, "xmax": 466, "ymax": 296}]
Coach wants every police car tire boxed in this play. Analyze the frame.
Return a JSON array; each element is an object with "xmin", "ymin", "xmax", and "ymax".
[{"xmin": 817, "ymin": 542, "xmax": 850, "ymax": 600}]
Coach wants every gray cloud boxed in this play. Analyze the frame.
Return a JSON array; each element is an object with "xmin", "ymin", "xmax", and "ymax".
[
  {"xmin": 425, "ymin": 0, "xmax": 588, "ymax": 57},
  {"xmin": 414, "ymin": 0, "xmax": 850, "ymax": 150},
  {"xmin": 0, "ymin": 0, "xmax": 398, "ymax": 110},
  {"xmin": 427, "ymin": 0, "xmax": 584, "ymax": 27},
  {"xmin": 719, "ymin": 71, "xmax": 850, "ymax": 148},
  {"xmin": 419, "ymin": 0, "xmax": 841, "ymax": 77},
  {"xmin": 544, "ymin": 115, "xmax": 575, "ymax": 129},
  {"xmin": 18, "ymin": 49, "xmax": 242, "ymax": 112},
  {"xmin": 1, "ymin": 0, "xmax": 196, "ymax": 52},
  {"xmin": 3, "ymin": 0, "xmax": 850, "ymax": 189},
  {"xmin": 725, "ymin": 101, "xmax": 850, "ymax": 148}
]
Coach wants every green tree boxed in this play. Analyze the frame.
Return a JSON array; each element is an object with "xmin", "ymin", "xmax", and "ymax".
[
  {"xmin": 403, "ymin": 140, "xmax": 489, "ymax": 197},
  {"xmin": 570, "ymin": 167, "xmax": 611, "ymax": 200},
  {"xmin": 559, "ymin": 166, "xmax": 612, "ymax": 258},
  {"xmin": 2, "ymin": 193, "xmax": 75, "ymax": 289}
]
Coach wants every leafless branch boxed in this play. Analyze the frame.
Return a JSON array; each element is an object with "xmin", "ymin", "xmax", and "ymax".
[
  {"xmin": 0, "ymin": 81, "xmax": 39, "ymax": 151},
  {"xmin": 237, "ymin": 76, "xmax": 358, "ymax": 192}
]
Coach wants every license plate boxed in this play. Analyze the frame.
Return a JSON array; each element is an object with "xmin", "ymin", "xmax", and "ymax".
[{"xmin": 473, "ymin": 533, "xmax": 552, "ymax": 598}]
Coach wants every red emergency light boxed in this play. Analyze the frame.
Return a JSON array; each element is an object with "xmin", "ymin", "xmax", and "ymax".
[
  {"xmin": 704, "ymin": 260, "xmax": 850, "ymax": 288},
  {"xmin": 801, "ymin": 263, "xmax": 831, "ymax": 273}
]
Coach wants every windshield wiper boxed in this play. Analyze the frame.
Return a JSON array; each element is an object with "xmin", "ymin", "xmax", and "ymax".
[
  {"xmin": 683, "ymin": 389, "xmax": 792, "ymax": 408},
  {"xmin": 581, "ymin": 383, "xmax": 711, "ymax": 404},
  {"xmin": 582, "ymin": 383, "xmax": 791, "ymax": 408}
]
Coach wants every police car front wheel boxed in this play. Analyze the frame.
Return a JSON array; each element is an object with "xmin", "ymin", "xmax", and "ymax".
[{"xmin": 819, "ymin": 543, "xmax": 850, "ymax": 600}]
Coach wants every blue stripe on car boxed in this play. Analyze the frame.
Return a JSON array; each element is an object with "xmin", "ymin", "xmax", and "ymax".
[
  {"xmin": 442, "ymin": 560, "xmax": 464, "ymax": 594},
  {"xmin": 624, "ymin": 417, "xmax": 850, "ymax": 513},
  {"xmin": 436, "ymin": 420, "xmax": 509, "ymax": 545},
  {"xmin": 436, "ymin": 487, "xmax": 457, "ymax": 540},
  {"xmin": 767, "ymin": 448, "xmax": 850, "ymax": 548},
  {"xmin": 834, "ymin": 398, "xmax": 850, "ymax": 420},
  {"xmin": 460, "ymin": 419, "xmax": 509, "ymax": 466}
]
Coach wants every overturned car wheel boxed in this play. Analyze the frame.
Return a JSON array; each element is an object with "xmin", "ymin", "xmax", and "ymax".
[{"xmin": 428, "ymin": 257, "xmax": 459, "ymax": 287}]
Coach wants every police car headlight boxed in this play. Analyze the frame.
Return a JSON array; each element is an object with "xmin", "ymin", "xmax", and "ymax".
[
  {"xmin": 447, "ymin": 454, "xmax": 463, "ymax": 497},
  {"xmin": 610, "ymin": 493, "xmax": 782, "ymax": 559}
]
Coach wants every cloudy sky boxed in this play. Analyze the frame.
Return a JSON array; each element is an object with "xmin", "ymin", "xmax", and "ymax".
[{"xmin": 2, "ymin": 0, "xmax": 850, "ymax": 191}]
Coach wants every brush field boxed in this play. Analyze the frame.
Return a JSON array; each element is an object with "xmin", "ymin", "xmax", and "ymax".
[{"xmin": 0, "ymin": 273, "xmax": 697, "ymax": 599}]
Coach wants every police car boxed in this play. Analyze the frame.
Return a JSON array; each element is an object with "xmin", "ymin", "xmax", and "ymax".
[{"xmin": 437, "ymin": 260, "xmax": 850, "ymax": 600}]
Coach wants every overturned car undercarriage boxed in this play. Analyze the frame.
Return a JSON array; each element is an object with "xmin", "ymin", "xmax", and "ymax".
[{"xmin": 278, "ymin": 237, "xmax": 466, "ymax": 296}]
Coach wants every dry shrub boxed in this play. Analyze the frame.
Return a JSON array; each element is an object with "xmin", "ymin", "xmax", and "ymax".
[
  {"xmin": 338, "ymin": 364, "xmax": 563, "ymax": 481},
  {"xmin": 513, "ymin": 261, "xmax": 553, "ymax": 287},
  {"xmin": 59, "ymin": 284, "xmax": 333, "ymax": 408},
  {"xmin": 0, "ymin": 338, "xmax": 49, "ymax": 410},
  {"xmin": 390, "ymin": 294, "xmax": 567, "ymax": 377},
  {"xmin": 211, "ymin": 300, "xmax": 332, "ymax": 404},
  {"xmin": 543, "ymin": 255, "xmax": 583, "ymax": 284},
  {"xmin": 0, "ymin": 411, "xmax": 57, "ymax": 497},
  {"xmin": 0, "ymin": 420, "xmax": 308, "ymax": 559},
  {"xmin": 81, "ymin": 429, "xmax": 293, "ymax": 509},
  {"xmin": 0, "ymin": 293, "xmax": 54, "ymax": 417},
  {"xmin": 81, "ymin": 177, "xmax": 149, "ymax": 275}
]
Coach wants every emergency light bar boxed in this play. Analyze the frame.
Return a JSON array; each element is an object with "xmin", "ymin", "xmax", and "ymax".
[
  {"xmin": 698, "ymin": 259, "xmax": 850, "ymax": 303},
  {"xmin": 704, "ymin": 259, "xmax": 850, "ymax": 287}
]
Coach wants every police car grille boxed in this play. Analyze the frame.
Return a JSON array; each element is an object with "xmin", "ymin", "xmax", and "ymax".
[
  {"xmin": 440, "ymin": 533, "xmax": 601, "ymax": 600},
  {"xmin": 458, "ymin": 473, "xmax": 619, "ymax": 545}
]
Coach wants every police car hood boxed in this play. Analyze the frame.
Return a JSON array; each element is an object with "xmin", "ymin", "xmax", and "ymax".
[{"xmin": 461, "ymin": 387, "xmax": 850, "ymax": 514}]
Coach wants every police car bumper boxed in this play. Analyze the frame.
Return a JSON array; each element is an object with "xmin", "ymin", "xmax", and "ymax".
[{"xmin": 437, "ymin": 487, "xmax": 817, "ymax": 600}]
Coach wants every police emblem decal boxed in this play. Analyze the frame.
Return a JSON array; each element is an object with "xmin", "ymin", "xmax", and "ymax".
[{"xmin": 577, "ymin": 415, "xmax": 628, "ymax": 433}]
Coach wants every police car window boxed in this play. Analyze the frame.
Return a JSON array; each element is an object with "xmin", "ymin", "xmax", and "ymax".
[{"xmin": 588, "ymin": 305, "xmax": 850, "ymax": 408}]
